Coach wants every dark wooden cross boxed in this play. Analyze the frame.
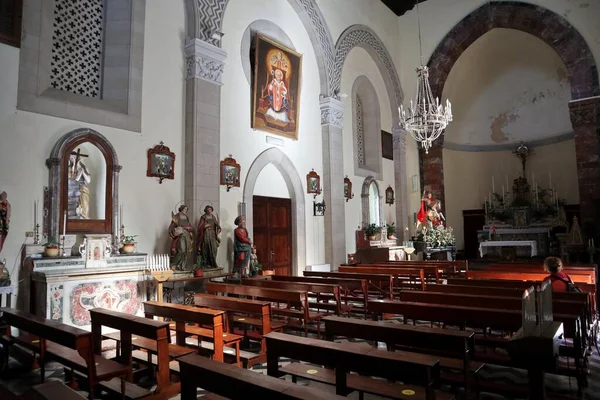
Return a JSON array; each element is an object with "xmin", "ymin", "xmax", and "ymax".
[{"xmin": 70, "ymin": 148, "xmax": 88, "ymax": 176}]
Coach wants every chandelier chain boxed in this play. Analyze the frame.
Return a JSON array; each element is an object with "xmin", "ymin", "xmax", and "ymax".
[{"xmin": 416, "ymin": 0, "xmax": 423, "ymax": 66}]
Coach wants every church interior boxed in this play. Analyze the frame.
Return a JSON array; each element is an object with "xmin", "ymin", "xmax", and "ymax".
[{"xmin": 0, "ymin": 0, "xmax": 599, "ymax": 398}]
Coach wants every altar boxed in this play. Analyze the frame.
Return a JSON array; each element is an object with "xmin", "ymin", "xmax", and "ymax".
[
  {"xmin": 20, "ymin": 252, "xmax": 150, "ymax": 330},
  {"xmin": 478, "ymin": 226, "xmax": 550, "ymax": 258},
  {"xmin": 479, "ymin": 240, "xmax": 538, "ymax": 258}
]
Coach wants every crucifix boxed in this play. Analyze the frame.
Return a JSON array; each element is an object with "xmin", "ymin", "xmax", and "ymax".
[
  {"xmin": 70, "ymin": 148, "xmax": 89, "ymax": 178},
  {"xmin": 512, "ymin": 141, "xmax": 531, "ymax": 176}
]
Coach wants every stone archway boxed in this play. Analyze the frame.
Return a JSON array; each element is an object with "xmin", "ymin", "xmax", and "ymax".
[
  {"xmin": 242, "ymin": 148, "xmax": 306, "ymax": 276},
  {"xmin": 422, "ymin": 1, "xmax": 600, "ymax": 227}
]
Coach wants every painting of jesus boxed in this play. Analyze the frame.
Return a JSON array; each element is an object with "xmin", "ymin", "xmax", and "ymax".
[{"xmin": 252, "ymin": 34, "xmax": 302, "ymax": 140}]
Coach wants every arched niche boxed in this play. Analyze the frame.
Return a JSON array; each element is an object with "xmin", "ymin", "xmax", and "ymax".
[
  {"xmin": 361, "ymin": 176, "xmax": 383, "ymax": 228},
  {"xmin": 46, "ymin": 128, "xmax": 121, "ymax": 241},
  {"xmin": 352, "ymin": 75, "xmax": 382, "ymax": 179}
]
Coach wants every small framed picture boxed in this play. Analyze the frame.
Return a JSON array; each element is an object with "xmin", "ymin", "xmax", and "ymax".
[
  {"xmin": 220, "ymin": 155, "xmax": 241, "ymax": 191},
  {"xmin": 85, "ymin": 235, "xmax": 109, "ymax": 268},
  {"xmin": 147, "ymin": 142, "xmax": 175, "ymax": 184},
  {"xmin": 306, "ymin": 169, "xmax": 321, "ymax": 195},
  {"xmin": 385, "ymin": 186, "xmax": 395, "ymax": 205},
  {"xmin": 344, "ymin": 176, "xmax": 353, "ymax": 202}
]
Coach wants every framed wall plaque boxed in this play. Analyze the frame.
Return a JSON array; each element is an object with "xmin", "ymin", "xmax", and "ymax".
[
  {"xmin": 220, "ymin": 155, "xmax": 241, "ymax": 191},
  {"xmin": 147, "ymin": 142, "xmax": 175, "ymax": 184}
]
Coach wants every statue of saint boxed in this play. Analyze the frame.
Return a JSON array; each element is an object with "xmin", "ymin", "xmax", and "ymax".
[
  {"xmin": 0, "ymin": 191, "xmax": 10, "ymax": 254},
  {"xmin": 169, "ymin": 205, "xmax": 194, "ymax": 271},
  {"xmin": 69, "ymin": 153, "xmax": 91, "ymax": 219},
  {"xmin": 197, "ymin": 205, "xmax": 221, "ymax": 268},
  {"xmin": 416, "ymin": 188, "xmax": 444, "ymax": 231},
  {"xmin": 233, "ymin": 216, "xmax": 252, "ymax": 279}
]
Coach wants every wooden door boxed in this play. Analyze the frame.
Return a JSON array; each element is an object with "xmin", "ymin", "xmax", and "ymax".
[
  {"xmin": 253, "ymin": 196, "xmax": 292, "ymax": 276},
  {"xmin": 463, "ymin": 209, "xmax": 485, "ymax": 260}
]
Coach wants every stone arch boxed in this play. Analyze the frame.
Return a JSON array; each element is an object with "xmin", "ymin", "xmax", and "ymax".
[
  {"xmin": 184, "ymin": 0, "xmax": 335, "ymax": 96},
  {"xmin": 242, "ymin": 147, "xmax": 306, "ymax": 276},
  {"xmin": 360, "ymin": 176, "xmax": 383, "ymax": 229},
  {"xmin": 427, "ymin": 1, "xmax": 599, "ymax": 100},
  {"xmin": 352, "ymin": 75, "xmax": 382, "ymax": 179},
  {"xmin": 423, "ymin": 1, "xmax": 600, "ymax": 212},
  {"xmin": 47, "ymin": 128, "xmax": 121, "ymax": 242},
  {"xmin": 333, "ymin": 24, "xmax": 404, "ymax": 127}
]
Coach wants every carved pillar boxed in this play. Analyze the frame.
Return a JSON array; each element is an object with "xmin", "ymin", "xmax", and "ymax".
[
  {"xmin": 569, "ymin": 96, "xmax": 600, "ymax": 240},
  {"xmin": 320, "ymin": 97, "xmax": 346, "ymax": 269},
  {"xmin": 420, "ymin": 137, "xmax": 445, "ymax": 211},
  {"xmin": 392, "ymin": 129, "xmax": 409, "ymax": 241},
  {"xmin": 184, "ymin": 38, "xmax": 226, "ymax": 229}
]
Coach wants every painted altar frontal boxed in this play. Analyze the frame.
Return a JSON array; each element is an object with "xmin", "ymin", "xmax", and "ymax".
[{"xmin": 25, "ymin": 252, "xmax": 150, "ymax": 330}]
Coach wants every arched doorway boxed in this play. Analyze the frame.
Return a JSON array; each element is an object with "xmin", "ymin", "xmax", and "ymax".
[{"xmin": 242, "ymin": 148, "xmax": 306, "ymax": 276}]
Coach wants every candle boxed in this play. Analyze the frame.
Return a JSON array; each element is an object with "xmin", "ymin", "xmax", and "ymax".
[
  {"xmin": 34, "ymin": 200, "xmax": 37, "ymax": 227},
  {"xmin": 63, "ymin": 211, "xmax": 67, "ymax": 237},
  {"xmin": 492, "ymin": 176, "xmax": 495, "ymax": 194},
  {"xmin": 484, "ymin": 196, "xmax": 487, "ymax": 215},
  {"xmin": 506, "ymin": 175, "xmax": 509, "ymax": 192},
  {"xmin": 549, "ymin": 172, "xmax": 552, "ymax": 188},
  {"xmin": 502, "ymin": 185, "xmax": 505, "ymax": 204},
  {"xmin": 120, "ymin": 205, "xmax": 123, "ymax": 227}
]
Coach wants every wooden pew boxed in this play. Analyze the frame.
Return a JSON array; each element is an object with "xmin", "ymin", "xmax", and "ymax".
[
  {"xmin": 0, "ymin": 308, "xmax": 130, "ymax": 399},
  {"xmin": 270, "ymin": 275, "xmax": 369, "ymax": 318},
  {"xmin": 241, "ymin": 278, "xmax": 345, "ymax": 315},
  {"xmin": 178, "ymin": 353, "xmax": 345, "ymax": 400},
  {"xmin": 142, "ymin": 301, "xmax": 239, "ymax": 365},
  {"xmin": 339, "ymin": 265, "xmax": 426, "ymax": 290},
  {"xmin": 304, "ymin": 271, "xmax": 394, "ymax": 300},
  {"xmin": 89, "ymin": 308, "xmax": 173, "ymax": 395},
  {"xmin": 322, "ymin": 315, "xmax": 481, "ymax": 397},
  {"xmin": 350, "ymin": 263, "xmax": 441, "ymax": 284},
  {"xmin": 206, "ymin": 282, "xmax": 326, "ymax": 337},
  {"xmin": 265, "ymin": 331, "xmax": 451, "ymax": 400},
  {"xmin": 466, "ymin": 270, "xmax": 593, "ymax": 284},
  {"xmin": 486, "ymin": 263, "xmax": 596, "ymax": 284},
  {"xmin": 193, "ymin": 293, "xmax": 277, "ymax": 367},
  {"xmin": 22, "ymin": 381, "xmax": 87, "ymax": 400}
]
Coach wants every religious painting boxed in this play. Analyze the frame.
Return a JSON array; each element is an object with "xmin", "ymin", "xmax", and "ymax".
[
  {"xmin": 147, "ymin": 142, "xmax": 175, "ymax": 184},
  {"xmin": 220, "ymin": 155, "xmax": 241, "ymax": 191},
  {"xmin": 306, "ymin": 170, "xmax": 321, "ymax": 196},
  {"xmin": 512, "ymin": 207, "xmax": 530, "ymax": 228},
  {"xmin": 344, "ymin": 176, "xmax": 353, "ymax": 202},
  {"xmin": 386, "ymin": 186, "xmax": 395, "ymax": 205},
  {"xmin": 252, "ymin": 34, "xmax": 303, "ymax": 140}
]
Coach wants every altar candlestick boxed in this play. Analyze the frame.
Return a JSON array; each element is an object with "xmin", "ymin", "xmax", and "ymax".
[
  {"xmin": 502, "ymin": 185, "xmax": 505, "ymax": 204},
  {"xmin": 492, "ymin": 176, "xmax": 495, "ymax": 194},
  {"xmin": 34, "ymin": 200, "xmax": 37, "ymax": 227},
  {"xmin": 484, "ymin": 196, "xmax": 487, "ymax": 215},
  {"xmin": 63, "ymin": 211, "xmax": 67, "ymax": 237},
  {"xmin": 549, "ymin": 172, "xmax": 552, "ymax": 189},
  {"xmin": 506, "ymin": 175, "xmax": 509, "ymax": 192}
]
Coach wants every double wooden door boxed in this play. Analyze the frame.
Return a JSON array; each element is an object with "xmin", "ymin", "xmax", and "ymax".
[{"xmin": 253, "ymin": 196, "xmax": 292, "ymax": 276}]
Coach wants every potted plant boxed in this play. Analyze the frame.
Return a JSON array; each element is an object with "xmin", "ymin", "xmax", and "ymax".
[
  {"xmin": 193, "ymin": 267, "xmax": 203, "ymax": 277},
  {"xmin": 121, "ymin": 235, "xmax": 137, "ymax": 254},
  {"xmin": 386, "ymin": 223, "xmax": 396, "ymax": 240},
  {"xmin": 43, "ymin": 238, "xmax": 60, "ymax": 257},
  {"xmin": 365, "ymin": 223, "xmax": 379, "ymax": 241}
]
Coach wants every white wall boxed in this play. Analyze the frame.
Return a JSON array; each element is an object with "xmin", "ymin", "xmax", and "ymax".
[{"xmin": 0, "ymin": 0, "xmax": 186, "ymax": 278}]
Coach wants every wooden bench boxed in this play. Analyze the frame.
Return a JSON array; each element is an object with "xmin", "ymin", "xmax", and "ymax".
[
  {"xmin": 350, "ymin": 262, "xmax": 457, "ymax": 283},
  {"xmin": 22, "ymin": 381, "xmax": 86, "ymax": 400},
  {"xmin": 466, "ymin": 269, "xmax": 593, "ymax": 284},
  {"xmin": 304, "ymin": 271, "xmax": 394, "ymax": 299},
  {"xmin": 0, "ymin": 308, "xmax": 130, "ymax": 400},
  {"xmin": 193, "ymin": 293, "xmax": 276, "ymax": 367},
  {"xmin": 206, "ymin": 282, "xmax": 326, "ymax": 337},
  {"xmin": 271, "ymin": 275, "xmax": 368, "ymax": 317},
  {"xmin": 178, "ymin": 353, "xmax": 344, "ymax": 400},
  {"xmin": 484, "ymin": 264, "xmax": 597, "ymax": 284},
  {"xmin": 265, "ymin": 331, "xmax": 451, "ymax": 400},
  {"xmin": 242, "ymin": 278, "xmax": 345, "ymax": 315},
  {"xmin": 323, "ymin": 315, "xmax": 481, "ymax": 397},
  {"xmin": 89, "ymin": 308, "xmax": 172, "ymax": 395},
  {"xmin": 339, "ymin": 265, "xmax": 427, "ymax": 290}
]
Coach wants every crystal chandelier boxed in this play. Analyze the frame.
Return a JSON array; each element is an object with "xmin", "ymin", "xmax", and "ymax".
[{"xmin": 399, "ymin": 1, "xmax": 452, "ymax": 154}]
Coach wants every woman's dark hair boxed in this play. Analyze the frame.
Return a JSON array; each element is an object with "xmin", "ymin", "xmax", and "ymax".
[
  {"xmin": 543, "ymin": 256, "xmax": 563, "ymax": 274},
  {"xmin": 178, "ymin": 205, "xmax": 187, "ymax": 212}
]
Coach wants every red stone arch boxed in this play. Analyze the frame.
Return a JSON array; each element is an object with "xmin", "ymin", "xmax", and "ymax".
[{"xmin": 421, "ymin": 1, "xmax": 600, "ymax": 231}]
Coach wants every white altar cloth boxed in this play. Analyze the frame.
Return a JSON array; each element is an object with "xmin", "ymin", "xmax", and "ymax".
[{"xmin": 479, "ymin": 240, "xmax": 538, "ymax": 258}]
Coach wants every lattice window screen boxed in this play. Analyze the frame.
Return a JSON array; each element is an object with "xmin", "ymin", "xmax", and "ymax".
[
  {"xmin": 0, "ymin": 0, "xmax": 22, "ymax": 48},
  {"xmin": 50, "ymin": 0, "xmax": 104, "ymax": 98},
  {"xmin": 356, "ymin": 95, "xmax": 365, "ymax": 166}
]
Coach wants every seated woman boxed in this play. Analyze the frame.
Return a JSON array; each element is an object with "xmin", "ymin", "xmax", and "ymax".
[{"xmin": 543, "ymin": 256, "xmax": 573, "ymax": 292}]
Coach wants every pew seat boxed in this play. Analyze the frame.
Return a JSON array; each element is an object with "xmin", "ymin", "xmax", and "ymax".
[
  {"xmin": 232, "ymin": 315, "xmax": 286, "ymax": 331},
  {"xmin": 131, "ymin": 349, "xmax": 182, "ymax": 374},
  {"xmin": 280, "ymin": 363, "xmax": 454, "ymax": 400},
  {"xmin": 184, "ymin": 325, "xmax": 244, "ymax": 346},
  {"xmin": 103, "ymin": 332, "xmax": 194, "ymax": 359},
  {"xmin": 22, "ymin": 381, "xmax": 86, "ymax": 400}
]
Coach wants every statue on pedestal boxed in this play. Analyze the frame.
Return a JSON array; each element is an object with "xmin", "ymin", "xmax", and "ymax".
[
  {"xmin": 197, "ymin": 205, "xmax": 221, "ymax": 269},
  {"xmin": 0, "ymin": 191, "xmax": 10, "ymax": 254},
  {"xmin": 416, "ymin": 188, "xmax": 444, "ymax": 232},
  {"xmin": 233, "ymin": 216, "xmax": 252, "ymax": 279},
  {"xmin": 169, "ymin": 205, "xmax": 194, "ymax": 271}
]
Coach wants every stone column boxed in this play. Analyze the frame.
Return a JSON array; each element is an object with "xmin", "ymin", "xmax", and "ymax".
[
  {"xmin": 421, "ymin": 137, "xmax": 446, "ymax": 211},
  {"xmin": 184, "ymin": 38, "xmax": 226, "ymax": 232},
  {"xmin": 320, "ymin": 97, "xmax": 346, "ymax": 269},
  {"xmin": 392, "ymin": 129, "xmax": 409, "ymax": 241},
  {"xmin": 569, "ymin": 96, "xmax": 600, "ymax": 241}
]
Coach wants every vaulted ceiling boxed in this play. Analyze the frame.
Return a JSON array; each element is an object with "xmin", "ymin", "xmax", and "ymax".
[{"xmin": 380, "ymin": 0, "xmax": 426, "ymax": 16}]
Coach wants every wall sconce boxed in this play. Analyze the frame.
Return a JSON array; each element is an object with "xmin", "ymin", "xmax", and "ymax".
[
  {"xmin": 306, "ymin": 169, "xmax": 322, "ymax": 199},
  {"xmin": 385, "ymin": 186, "xmax": 395, "ymax": 205},
  {"xmin": 313, "ymin": 199, "xmax": 326, "ymax": 216},
  {"xmin": 344, "ymin": 176, "xmax": 354, "ymax": 202}
]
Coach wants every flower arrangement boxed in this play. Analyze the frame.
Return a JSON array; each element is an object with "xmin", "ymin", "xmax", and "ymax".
[
  {"xmin": 421, "ymin": 225, "xmax": 456, "ymax": 248},
  {"xmin": 122, "ymin": 235, "xmax": 137, "ymax": 244},
  {"xmin": 364, "ymin": 223, "xmax": 380, "ymax": 239},
  {"xmin": 386, "ymin": 222, "xmax": 396, "ymax": 237}
]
